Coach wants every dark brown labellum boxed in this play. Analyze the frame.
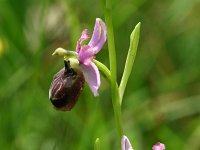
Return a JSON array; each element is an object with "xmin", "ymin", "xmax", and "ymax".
[{"xmin": 49, "ymin": 60, "xmax": 85, "ymax": 111}]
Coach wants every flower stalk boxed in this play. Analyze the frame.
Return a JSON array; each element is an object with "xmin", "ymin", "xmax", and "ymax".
[
  {"xmin": 105, "ymin": 0, "xmax": 124, "ymax": 144},
  {"xmin": 104, "ymin": 0, "xmax": 142, "ymax": 148},
  {"xmin": 94, "ymin": 59, "xmax": 111, "ymax": 82}
]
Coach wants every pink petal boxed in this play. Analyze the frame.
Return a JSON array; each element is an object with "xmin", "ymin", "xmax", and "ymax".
[
  {"xmin": 80, "ymin": 62, "xmax": 100, "ymax": 96},
  {"xmin": 121, "ymin": 136, "xmax": 134, "ymax": 150},
  {"xmin": 76, "ymin": 29, "xmax": 90, "ymax": 53},
  {"xmin": 88, "ymin": 18, "xmax": 107, "ymax": 54},
  {"xmin": 152, "ymin": 142, "xmax": 165, "ymax": 150},
  {"xmin": 78, "ymin": 45, "xmax": 94, "ymax": 65}
]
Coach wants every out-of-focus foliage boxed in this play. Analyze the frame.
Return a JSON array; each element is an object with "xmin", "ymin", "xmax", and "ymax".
[{"xmin": 0, "ymin": 0, "xmax": 200, "ymax": 149}]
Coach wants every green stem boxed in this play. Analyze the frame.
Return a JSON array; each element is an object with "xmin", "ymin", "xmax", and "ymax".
[
  {"xmin": 94, "ymin": 60, "xmax": 120, "ymax": 98},
  {"xmin": 94, "ymin": 60, "xmax": 111, "ymax": 82},
  {"xmin": 105, "ymin": 0, "xmax": 124, "ymax": 143},
  {"xmin": 105, "ymin": 4, "xmax": 117, "ymax": 86}
]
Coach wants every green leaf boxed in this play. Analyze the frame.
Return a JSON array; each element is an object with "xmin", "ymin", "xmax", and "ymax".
[{"xmin": 119, "ymin": 22, "xmax": 141, "ymax": 103}]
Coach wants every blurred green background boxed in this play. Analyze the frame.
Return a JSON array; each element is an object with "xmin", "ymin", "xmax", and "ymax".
[{"xmin": 0, "ymin": 0, "xmax": 200, "ymax": 149}]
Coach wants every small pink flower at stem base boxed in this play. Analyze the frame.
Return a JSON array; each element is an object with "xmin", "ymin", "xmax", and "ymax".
[
  {"xmin": 152, "ymin": 142, "xmax": 165, "ymax": 150},
  {"xmin": 121, "ymin": 135, "xmax": 134, "ymax": 150},
  {"xmin": 76, "ymin": 18, "xmax": 107, "ymax": 96}
]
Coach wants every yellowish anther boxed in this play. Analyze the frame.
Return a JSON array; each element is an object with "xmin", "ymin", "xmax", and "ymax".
[
  {"xmin": 52, "ymin": 48, "xmax": 68, "ymax": 56},
  {"xmin": 68, "ymin": 58, "xmax": 80, "ymax": 70}
]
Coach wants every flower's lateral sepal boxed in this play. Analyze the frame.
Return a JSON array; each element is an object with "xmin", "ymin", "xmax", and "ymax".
[
  {"xmin": 80, "ymin": 62, "xmax": 100, "ymax": 96},
  {"xmin": 88, "ymin": 18, "xmax": 107, "ymax": 54}
]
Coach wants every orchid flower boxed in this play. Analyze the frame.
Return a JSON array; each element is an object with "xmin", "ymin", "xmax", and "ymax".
[
  {"xmin": 52, "ymin": 18, "xmax": 106, "ymax": 96},
  {"xmin": 50, "ymin": 18, "xmax": 106, "ymax": 111}
]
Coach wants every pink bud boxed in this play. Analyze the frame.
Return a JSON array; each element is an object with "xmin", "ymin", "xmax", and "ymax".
[{"xmin": 152, "ymin": 142, "xmax": 165, "ymax": 150}]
